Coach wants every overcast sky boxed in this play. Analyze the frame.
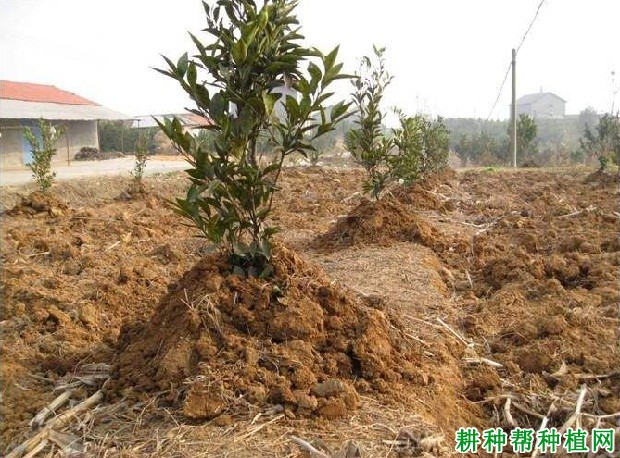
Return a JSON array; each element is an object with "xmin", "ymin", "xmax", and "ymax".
[{"xmin": 1, "ymin": 0, "xmax": 619, "ymax": 122}]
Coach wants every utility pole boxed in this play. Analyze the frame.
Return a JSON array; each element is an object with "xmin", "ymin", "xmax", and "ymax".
[
  {"xmin": 611, "ymin": 70, "xmax": 617, "ymax": 114},
  {"xmin": 511, "ymin": 48, "xmax": 517, "ymax": 168}
]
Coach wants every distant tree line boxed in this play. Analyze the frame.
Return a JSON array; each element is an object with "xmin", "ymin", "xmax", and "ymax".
[
  {"xmin": 447, "ymin": 107, "xmax": 604, "ymax": 167},
  {"xmin": 99, "ymin": 107, "xmax": 617, "ymax": 170},
  {"xmin": 98, "ymin": 121, "xmax": 159, "ymax": 153},
  {"xmin": 98, "ymin": 118, "xmax": 356, "ymax": 158}
]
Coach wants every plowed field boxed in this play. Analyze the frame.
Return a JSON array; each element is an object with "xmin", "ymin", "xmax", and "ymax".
[{"xmin": 1, "ymin": 167, "xmax": 617, "ymax": 457}]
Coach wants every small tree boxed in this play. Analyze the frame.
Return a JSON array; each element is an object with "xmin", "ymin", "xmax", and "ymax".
[
  {"xmin": 577, "ymin": 107, "xmax": 599, "ymax": 133},
  {"xmin": 130, "ymin": 131, "xmax": 149, "ymax": 194},
  {"xmin": 390, "ymin": 112, "xmax": 450, "ymax": 184},
  {"xmin": 158, "ymin": 0, "xmax": 350, "ymax": 276},
  {"xmin": 390, "ymin": 113, "xmax": 424, "ymax": 185},
  {"xmin": 23, "ymin": 119, "xmax": 64, "ymax": 191},
  {"xmin": 345, "ymin": 46, "xmax": 394, "ymax": 199},
  {"xmin": 99, "ymin": 121, "xmax": 158, "ymax": 154},
  {"xmin": 515, "ymin": 114, "xmax": 538, "ymax": 165},
  {"xmin": 346, "ymin": 48, "xmax": 450, "ymax": 196},
  {"xmin": 454, "ymin": 134, "xmax": 474, "ymax": 166},
  {"xmin": 580, "ymin": 112, "xmax": 620, "ymax": 170},
  {"xmin": 418, "ymin": 115, "xmax": 450, "ymax": 173}
]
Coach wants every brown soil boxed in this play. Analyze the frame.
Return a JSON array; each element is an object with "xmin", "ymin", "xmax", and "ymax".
[
  {"xmin": 583, "ymin": 168, "xmax": 620, "ymax": 186},
  {"xmin": 314, "ymin": 196, "xmax": 437, "ymax": 247},
  {"xmin": 313, "ymin": 195, "xmax": 462, "ymax": 255},
  {"xmin": 395, "ymin": 169, "xmax": 615, "ymax": 447},
  {"xmin": 1, "ymin": 179, "xmax": 200, "ymax": 448},
  {"xmin": 419, "ymin": 169, "xmax": 620, "ymax": 425},
  {"xmin": 313, "ymin": 167, "xmax": 619, "ymax": 437},
  {"xmin": 114, "ymin": 244, "xmax": 424, "ymax": 421},
  {"xmin": 393, "ymin": 168, "xmax": 458, "ymax": 211},
  {"xmin": 5, "ymin": 191, "xmax": 70, "ymax": 217},
  {"xmin": 313, "ymin": 169, "xmax": 467, "ymax": 254},
  {"xmin": 1, "ymin": 166, "xmax": 618, "ymax": 457}
]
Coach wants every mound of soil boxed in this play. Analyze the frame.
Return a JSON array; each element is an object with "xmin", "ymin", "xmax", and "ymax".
[
  {"xmin": 583, "ymin": 168, "xmax": 620, "ymax": 186},
  {"xmin": 6, "ymin": 191, "xmax": 69, "ymax": 217},
  {"xmin": 393, "ymin": 169, "xmax": 458, "ymax": 211},
  {"xmin": 114, "ymin": 244, "xmax": 423, "ymax": 420},
  {"xmin": 313, "ymin": 195, "xmax": 453, "ymax": 252},
  {"xmin": 115, "ymin": 182, "xmax": 152, "ymax": 202}
]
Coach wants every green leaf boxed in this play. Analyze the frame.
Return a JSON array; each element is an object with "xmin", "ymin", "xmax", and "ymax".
[
  {"xmin": 236, "ymin": 107, "xmax": 255, "ymax": 136},
  {"xmin": 232, "ymin": 40, "xmax": 248, "ymax": 64},
  {"xmin": 262, "ymin": 91, "xmax": 277, "ymax": 116},
  {"xmin": 210, "ymin": 92, "xmax": 226, "ymax": 120},
  {"xmin": 177, "ymin": 53, "xmax": 189, "ymax": 76},
  {"xmin": 284, "ymin": 96, "xmax": 300, "ymax": 120},
  {"xmin": 189, "ymin": 32, "xmax": 207, "ymax": 58},
  {"xmin": 186, "ymin": 62, "xmax": 197, "ymax": 88},
  {"xmin": 262, "ymin": 227, "xmax": 280, "ymax": 238},
  {"xmin": 192, "ymin": 85, "xmax": 211, "ymax": 108},
  {"xmin": 323, "ymin": 45, "xmax": 339, "ymax": 71},
  {"xmin": 308, "ymin": 62, "xmax": 322, "ymax": 88},
  {"xmin": 260, "ymin": 239, "xmax": 272, "ymax": 259},
  {"xmin": 330, "ymin": 102, "xmax": 348, "ymax": 121},
  {"xmin": 241, "ymin": 22, "xmax": 259, "ymax": 45},
  {"xmin": 261, "ymin": 163, "xmax": 280, "ymax": 176}
]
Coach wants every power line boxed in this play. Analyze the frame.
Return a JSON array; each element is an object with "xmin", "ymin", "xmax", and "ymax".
[
  {"xmin": 486, "ymin": 0, "xmax": 548, "ymax": 120},
  {"xmin": 515, "ymin": 0, "xmax": 547, "ymax": 54},
  {"xmin": 486, "ymin": 63, "xmax": 512, "ymax": 121}
]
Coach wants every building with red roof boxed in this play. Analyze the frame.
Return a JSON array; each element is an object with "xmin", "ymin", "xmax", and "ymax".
[{"xmin": 0, "ymin": 81, "xmax": 129, "ymax": 168}]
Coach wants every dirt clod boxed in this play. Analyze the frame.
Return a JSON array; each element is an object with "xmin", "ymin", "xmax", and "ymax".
[
  {"xmin": 6, "ymin": 191, "xmax": 69, "ymax": 217},
  {"xmin": 311, "ymin": 379, "xmax": 346, "ymax": 398}
]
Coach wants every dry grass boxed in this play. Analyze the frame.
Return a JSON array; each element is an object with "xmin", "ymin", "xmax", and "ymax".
[{"xmin": 82, "ymin": 396, "xmax": 444, "ymax": 458}]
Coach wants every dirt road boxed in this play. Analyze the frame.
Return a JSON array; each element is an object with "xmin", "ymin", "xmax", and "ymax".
[{"xmin": 0, "ymin": 156, "xmax": 188, "ymax": 186}]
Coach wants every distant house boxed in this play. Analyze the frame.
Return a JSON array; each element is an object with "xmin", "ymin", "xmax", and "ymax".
[
  {"xmin": 132, "ymin": 112, "xmax": 211, "ymax": 130},
  {"xmin": 0, "ymin": 80, "xmax": 128, "ymax": 168},
  {"xmin": 516, "ymin": 92, "xmax": 566, "ymax": 119}
]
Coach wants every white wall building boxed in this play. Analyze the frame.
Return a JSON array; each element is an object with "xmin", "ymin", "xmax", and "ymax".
[
  {"xmin": 0, "ymin": 80, "xmax": 128, "ymax": 168},
  {"xmin": 515, "ymin": 92, "xmax": 566, "ymax": 119}
]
